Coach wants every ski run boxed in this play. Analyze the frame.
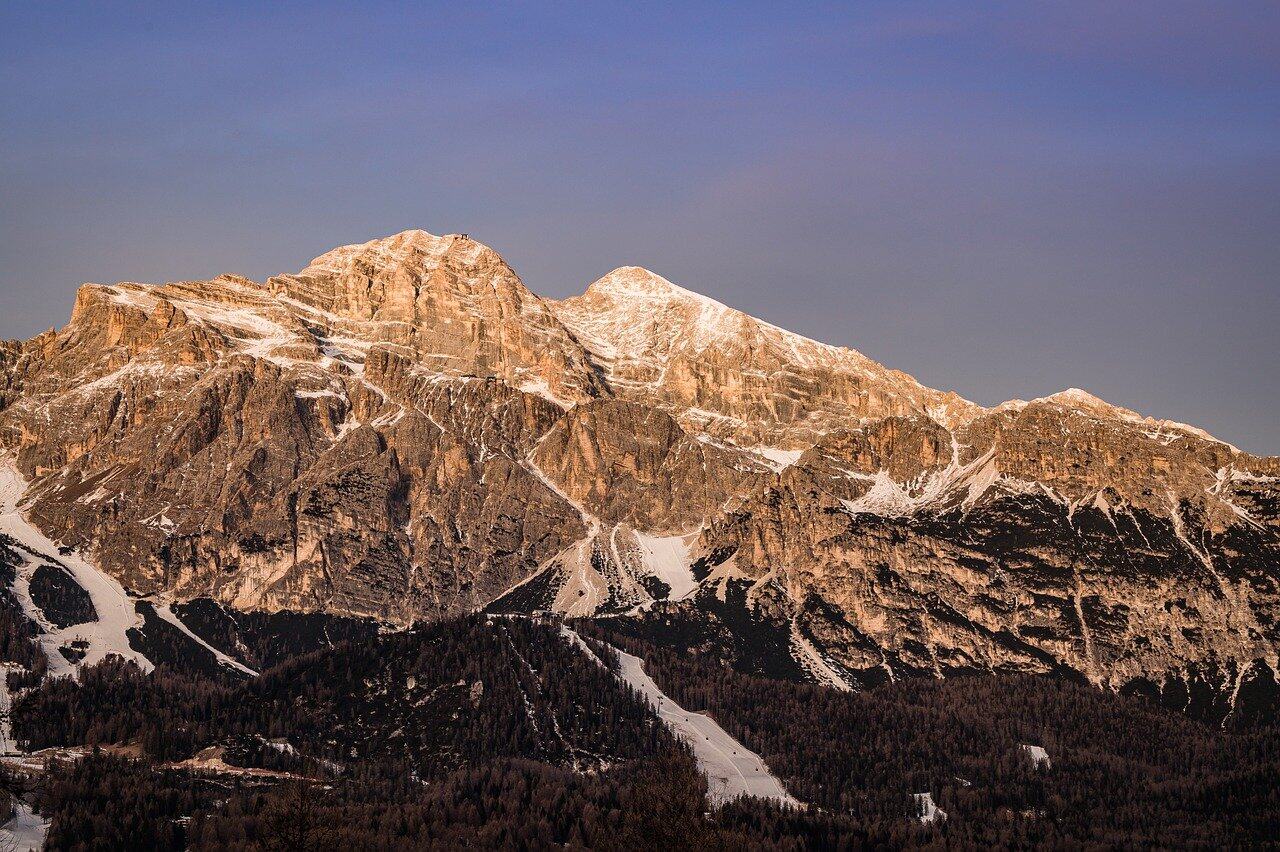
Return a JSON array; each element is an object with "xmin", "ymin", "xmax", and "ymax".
[
  {"xmin": 1, "ymin": 455, "xmax": 254, "ymax": 679},
  {"xmin": 560, "ymin": 625, "xmax": 798, "ymax": 807},
  {"xmin": 0, "ymin": 457, "xmax": 154, "ymax": 677}
]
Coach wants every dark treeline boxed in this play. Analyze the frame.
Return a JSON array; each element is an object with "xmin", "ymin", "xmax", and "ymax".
[
  {"xmin": 41, "ymin": 745, "xmax": 881, "ymax": 851},
  {"xmin": 17, "ymin": 615, "xmax": 866, "ymax": 850},
  {"xmin": 18, "ymin": 615, "xmax": 896, "ymax": 850},
  {"xmin": 13, "ymin": 656, "xmax": 236, "ymax": 761},
  {"xmin": 27, "ymin": 563, "xmax": 97, "ymax": 629},
  {"xmin": 172, "ymin": 597, "xmax": 382, "ymax": 670},
  {"xmin": 187, "ymin": 749, "xmax": 720, "ymax": 850},
  {"xmin": 578, "ymin": 620, "xmax": 1280, "ymax": 848},
  {"xmin": 0, "ymin": 535, "xmax": 49, "ymax": 686},
  {"xmin": 124, "ymin": 600, "xmax": 254, "ymax": 682},
  {"xmin": 13, "ymin": 616, "xmax": 669, "ymax": 773},
  {"xmin": 38, "ymin": 751, "xmax": 199, "ymax": 851},
  {"xmin": 17, "ymin": 611, "xmax": 1280, "ymax": 848}
]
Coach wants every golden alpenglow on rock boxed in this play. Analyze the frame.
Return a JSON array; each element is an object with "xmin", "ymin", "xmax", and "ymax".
[{"xmin": 2, "ymin": 231, "xmax": 1277, "ymax": 718}]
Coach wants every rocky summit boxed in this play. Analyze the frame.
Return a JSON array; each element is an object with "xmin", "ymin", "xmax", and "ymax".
[{"xmin": 2, "ymin": 229, "xmax": 1277, "ymax": 717}]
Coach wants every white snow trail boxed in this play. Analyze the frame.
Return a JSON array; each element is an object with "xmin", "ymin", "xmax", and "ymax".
[
  {"xmin": 0, "ymin": 665, "xmax": 15, "ymax": 755},
  {"xmin": 790, "ymin": 617, "xmax": 852, "ymax": 692},
  {"xmin": 149, "ymin": 601, "xmax": 259, "ymax": 677},
  {"xmin": 0, "ymin": 457, "xmax": 153, "ymax": 676},
  {"xmin": 560, "ymin": 626, "xmax": 798, "ymax": 807},
  {"xmin": 913, "ymin": 791, "xmax": 947, "ymax": 824},
  {"xmin": 0, "ymin": 802, "xmax": 50, "ymax": 851},
  {"xmin": 524, "ymin": 449, "xmax": 607, "ymax": 616}
]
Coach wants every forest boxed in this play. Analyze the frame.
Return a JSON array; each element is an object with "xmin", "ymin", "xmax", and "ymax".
[
  {"xmin": 578, "ymin": 620, "xmax": 1280, "ymax": 848},
  {"xmin": 2, "ymin": 609, "xmax": 1277, "ymax": 849}
]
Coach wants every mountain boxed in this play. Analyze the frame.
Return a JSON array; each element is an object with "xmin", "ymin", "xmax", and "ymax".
[
  {"xmin": 553, "ymin": 265, "xmax": 977, "ymax": 444},
  {"xmin": 1, "ymin": 229, "xmax": 1278, "ymax": 719}
]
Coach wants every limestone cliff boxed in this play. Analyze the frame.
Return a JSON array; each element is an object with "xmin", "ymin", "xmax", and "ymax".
[{"xmin": 1, "ymin": 229, "xmax": 1276, "ymax": 717}]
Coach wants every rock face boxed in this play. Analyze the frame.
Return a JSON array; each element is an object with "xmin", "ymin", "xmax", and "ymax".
[
  {"xmin": 554, "ymin": 266, "xmax": 977, "ymax": 447},
  {"xmin": 1, "ymin": 229, "xmax": 1277, "ymax": 715}
]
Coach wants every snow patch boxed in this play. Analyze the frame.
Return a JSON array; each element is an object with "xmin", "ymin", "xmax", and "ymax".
[
  {"xmin": 913, "ymin": 792, "xmax": 947, "ymax": 824},
  {"xmin": 1020, "ymin": 743, "xmax": 1051, "ymax": 769},
  {"xmin": 516, "ymin": 376, "xmax": 573, "ymax": 409},
  {"xmin": 0, "ymin": 664, "xmax": 17, "ymax": 755},
  {"xmin": 840, "ymin": 445, "xmax": 999, "ymax": 518},
  {"xmin": 0, "ymin": 802, "xmax": 50, "ymax": 851},
  {"xmin": 790, "ymin": 619, "xmax": 852, "ymax": 692},
  {"xmin": 633, "ymin": 531, "xmax": 697, "ymax": 600},
  {"xmin": 750, "ymin": 447, "xmax": 805, "ymax": 472}
]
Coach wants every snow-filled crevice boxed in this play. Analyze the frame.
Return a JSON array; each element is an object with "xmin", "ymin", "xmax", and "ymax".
[{"xmin": 523, "ymin": 443, "xmax": 607, "ymax": 617}]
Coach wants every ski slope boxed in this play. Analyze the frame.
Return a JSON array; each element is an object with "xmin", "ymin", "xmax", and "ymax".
[
  {"xmin": 561, "ymin": 626, "xmax": 797, "ymax": 807},
  {"xmin": 913, "ymin": 791, "xmax": 947, "ymax": 824},
  {"xmin": 0, "ymin": 802, "xmax": 49, "ymax": 852},
  {"xmin": 0, "ymin": 669, "xmax": 48, "ymax": 848},
  {"xmin": 1, "ymin": 456, "xmax": 154, "ymax": 676},
  {"xmin": 149, "ymin": 600, "xmax": 258, "ymax": 677}
]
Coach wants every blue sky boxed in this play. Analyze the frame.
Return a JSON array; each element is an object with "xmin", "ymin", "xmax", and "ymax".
[{"xmin": 2, "ymin": 1, "xmax": 1277, "ymax": 452}]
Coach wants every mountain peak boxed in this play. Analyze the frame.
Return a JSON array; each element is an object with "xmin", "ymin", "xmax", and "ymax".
[
  {"xmin": 553, "ymin": 265, "xmax": 984, "ymax": 443},
  {"xmin": 1022, "ymin": 387, "xmax": 1236, "ymax": 449},
  {"xmin": 586, "ymin": 266, "xmax": 723, "ymax": 307},
  {"xmin": 1015, "ymin": 387, "xmax": 1152, "ymax": 433},
  {"xmin": 301, "ymin": 229, "xmax": 485, "ymax": 277},
  {"xmin": 4, "ymin": 226, "xmax": 1277, "ymax": 735},
  {"xmin": 1043, "ymin": 387, "xmax": 1110, "ymax": 407}
]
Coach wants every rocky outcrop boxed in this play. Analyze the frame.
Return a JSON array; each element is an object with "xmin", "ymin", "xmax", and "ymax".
[
  {"xmin": 267, "ymin": 230, "xmax": 605, "ymax": 406},
  {"xmin": 0, "ymin": 229, "xmax": 1276, "ymax": 717},
  {"xmin": 530, "ymin": 399, "xmax": 759, "ymax": 533}
]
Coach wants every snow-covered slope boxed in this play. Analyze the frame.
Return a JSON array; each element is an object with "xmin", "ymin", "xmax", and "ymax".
[
  {"xmin": 561, "ymin": 627, "xmax": 797, "ymax": 807},
  {"xmin": 913, "ymin": 791, "xmax": 947, "ymax": 825},
  {"xmin": 1, "ymin": 456, "xmax": 153, "ymax": 677},
  {"xmin": 0, "ymin": 665, "xmax": 15, "ymax": 755},
  {"xmin": 633, "ymin": 531, "xmax": 697, "ymax": 600},
  {"xmin": 0, "ymin": 802, "xmax": 49, "ymax": 852}
]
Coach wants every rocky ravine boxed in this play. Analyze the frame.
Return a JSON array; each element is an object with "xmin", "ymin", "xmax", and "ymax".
[{"xmin": 1, "ymin": 229, "xmax": 1277, "ymax": 716}]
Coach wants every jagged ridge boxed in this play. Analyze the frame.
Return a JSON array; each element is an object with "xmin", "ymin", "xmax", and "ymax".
[{"xmin": 1, "ymin": 228, "xmax": 1277, "ymax": 719}]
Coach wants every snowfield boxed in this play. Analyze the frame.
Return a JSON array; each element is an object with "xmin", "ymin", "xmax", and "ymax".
[
  {"xmin": 1, "ymin": 457, "xmax": 154, "ymax": 677},
  {"xmin": 633, "ymin": 531, "xmax": 697, "ymax": 600},
  {"xmin": 913, "ymin": 791, "xmax": 947, "ymax": 824},
  {"xmin": 561, "ymin": 626, "xmax": 798, "ymax": 807}
]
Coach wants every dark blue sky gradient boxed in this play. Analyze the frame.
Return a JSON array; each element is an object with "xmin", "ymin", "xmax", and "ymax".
[{"xmin": 2, "ymin": 2, "xmax": 1277, "ymax": 452}]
